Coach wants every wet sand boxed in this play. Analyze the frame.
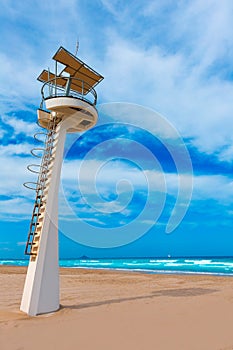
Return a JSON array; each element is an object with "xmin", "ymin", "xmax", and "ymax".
[{"xmin": 1, "ymin": 266, "xmax": 233, "ymax": 350}]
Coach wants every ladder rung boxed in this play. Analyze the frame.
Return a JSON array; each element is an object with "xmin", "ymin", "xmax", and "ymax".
[
  {"xmin": 31, "ymin": 222, "xmax": 39, "ymax": 226},
  {"xmin": 33, "ymin": 212, "xmax": 41, "ymax": 216}
]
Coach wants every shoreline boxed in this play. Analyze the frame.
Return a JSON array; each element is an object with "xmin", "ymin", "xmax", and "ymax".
[
  {"xmin": 1, "ymin": 266, "xmax": 233, "ymax": 349},
  {"xmin": 0, "ymin": 262, "xmax": 233, "ymax": 278}
]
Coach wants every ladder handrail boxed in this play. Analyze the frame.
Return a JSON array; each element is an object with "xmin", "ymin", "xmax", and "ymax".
[
  {"xmin": 27, "ymin": 164, "xmax": 47, "ymax": 174},
  {"xmin": 34, "ymin": 132, "xmax": 48, "ymax": 143},
  {"xmin": 24, "ymin": 116, "xmax": 60, "ymax": 256}
]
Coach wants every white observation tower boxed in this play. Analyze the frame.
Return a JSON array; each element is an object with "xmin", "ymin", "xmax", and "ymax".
[{"xmin": 20, "ymin": 46, "xmax": 104, "ymax": 316}]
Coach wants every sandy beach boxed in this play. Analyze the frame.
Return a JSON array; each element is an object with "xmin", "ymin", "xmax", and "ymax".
[{"xmin": 1, "ymin": 266, "xmax": 233, "ymax": 350}]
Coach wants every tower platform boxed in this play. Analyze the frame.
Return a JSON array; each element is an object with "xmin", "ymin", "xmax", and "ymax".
[{"xmin": 38, "ymin": 96, "xmax": 98, "ymax": 132}]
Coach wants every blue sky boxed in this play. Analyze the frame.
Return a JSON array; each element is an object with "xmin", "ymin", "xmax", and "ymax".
[{"xmin": 0, "ymin": 0, "xmax": 233, "ymax": 258}]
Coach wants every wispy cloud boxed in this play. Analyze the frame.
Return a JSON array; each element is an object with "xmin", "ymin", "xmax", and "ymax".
[
  {"xmin": 0, "ymin": 115, "xmax": 39, "ymax": 136},
  {"xmin": 61, "ymin": 158, "xmax": 233, "ymax": 204}
]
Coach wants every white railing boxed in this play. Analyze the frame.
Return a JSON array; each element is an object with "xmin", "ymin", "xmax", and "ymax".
[{"xmin": 40, "ymin": 77, "xmax": 97, "ymax": 108}]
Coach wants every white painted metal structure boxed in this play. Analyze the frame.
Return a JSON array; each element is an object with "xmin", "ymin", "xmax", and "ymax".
[{"xmin": 20, "ymin": 47, "xmax": 103, "ymax": 316}]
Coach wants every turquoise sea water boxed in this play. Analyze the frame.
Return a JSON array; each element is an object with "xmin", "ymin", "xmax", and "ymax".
[{"xmin": 1, "ymin": 258, "xmax": 233, "ymax": 276}]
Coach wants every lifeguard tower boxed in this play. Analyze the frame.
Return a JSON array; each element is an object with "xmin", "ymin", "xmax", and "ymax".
[{"xmin": 20, "ymin": 46, "xmax": 104, "ymax": 316}]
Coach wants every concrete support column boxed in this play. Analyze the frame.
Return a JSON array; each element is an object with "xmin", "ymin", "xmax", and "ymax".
[{"xmin": 20, "ymin": 119, "xmax": 67, "ymax": 316}]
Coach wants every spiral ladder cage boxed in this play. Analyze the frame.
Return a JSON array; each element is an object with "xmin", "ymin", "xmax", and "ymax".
[{"xmin": 23, "ymin": 115, "xmax": 61, "ymax": 259}]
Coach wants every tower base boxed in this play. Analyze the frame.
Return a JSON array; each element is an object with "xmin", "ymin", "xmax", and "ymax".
[{"xmin": 20, "ymin": 218, "xmax": 59, "ymax": 316}]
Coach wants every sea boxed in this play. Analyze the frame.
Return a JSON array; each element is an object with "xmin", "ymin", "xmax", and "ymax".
[{"xmin": 1, "ymin": 257, "xmax": 233, "ymax": 276}]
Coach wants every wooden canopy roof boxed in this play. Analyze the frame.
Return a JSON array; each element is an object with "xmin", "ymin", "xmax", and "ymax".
[{"xmin": 37, "ymin": 46, "xmax": 104, "ymax": 95}]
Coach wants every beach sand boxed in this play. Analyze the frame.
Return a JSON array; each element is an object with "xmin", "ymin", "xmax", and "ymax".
[{"xmin": 0, "ymin": 266, "xmax": 233, "ymax": 350}]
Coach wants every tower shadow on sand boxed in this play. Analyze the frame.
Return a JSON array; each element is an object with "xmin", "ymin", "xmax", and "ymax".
[{"xmin": 61, "ymin": 287, "xmax": 218, "ymax": 311}]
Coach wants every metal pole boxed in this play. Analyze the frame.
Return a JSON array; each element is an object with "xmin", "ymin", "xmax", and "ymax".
[
  {"xmin": 48, "ymin": 68, "xmax": 51, "ymax": 97},
  {"xmin": 65, "ymin": 77, "xmax": 71, "ymax": 96},
  {"xmin": 55, "ymin": 61, "xmax": 57, "ymax": 97}
]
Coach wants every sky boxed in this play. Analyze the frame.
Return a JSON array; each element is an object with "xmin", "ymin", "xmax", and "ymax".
[{"xmin": 0, "ymin": 0, "xmax": 233, "ymax": 259}]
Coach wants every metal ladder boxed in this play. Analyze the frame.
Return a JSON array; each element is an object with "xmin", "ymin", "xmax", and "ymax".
[{"xmin": 23, "ymin": 116, "xmax": 61, "ymax": 259}]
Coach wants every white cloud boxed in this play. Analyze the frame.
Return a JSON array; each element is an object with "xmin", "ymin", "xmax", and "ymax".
[
  {"xmin": 171, "ymin": 0, "xmax": 233, "ymax": 70},
  {"xmin": 0, "ymin": 197, "xmax": 33, "ymax": 221},
  {"xmin": 0, "ymin": 125, "xmax": 6, "ymax": 139},
  {"xmin": 99, "ymin": 35, "xmax": 233, "ymax": 158},
  {"xmin": 0, "ymin": 115, "xmax": 39, "ymax": 136},
  {"xmin": 193, "ymin": 174, "xmax": 233, "ymax": 203},
  {"xmin": 165, "ymin": 172, "xmax": 233, "ymax": 204},
  {"xmin": 0, "ymin": 153, "xmax": 232, "ymax": 222},
  {"xmin": 99, "ymin": 0, "xmax": 119, "ymax": 17},
  {"xmin": 17, "ymin": 241, "xmax": 26, "ymax": 246},
  {"xmin": 0, "ymin": 52, "xmax": 40, "ymax": 113},
  {"xmin": 61, "ymin": 158, "xmax": 233, "ymax": 204},
  {"xmin": 219, "ymin": 145, "xmax": 233, "ymax": 162},
  {"xmin": 93, "ymin": 1, "xmax": 233, "ymax": 159},
  {"xmin": 0, "ymin": 143, "xmax": 33, "ymax": 157},
  {"xmin": 0, "ymin": 155, "xmax": 34, "ymax": 197},
  {"xmin": 0, "ymin": 1, "xmax": 85, "ymax": 114},
  {"xmin": 61, "ymin": 158, "xmax": 152, "ymax": 192}
]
